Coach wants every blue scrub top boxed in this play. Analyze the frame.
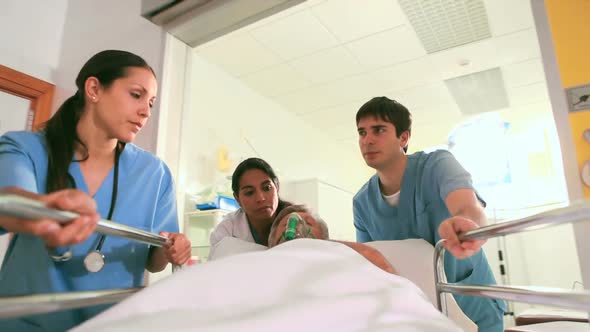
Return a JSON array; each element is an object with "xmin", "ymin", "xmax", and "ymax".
[
  {"xmin": 0, "ymin": 131, "xmax": 179, "ymax": 331},
  {"xmin": 353, "ymin": 150, "xmax": 505, "ymax": 332}
]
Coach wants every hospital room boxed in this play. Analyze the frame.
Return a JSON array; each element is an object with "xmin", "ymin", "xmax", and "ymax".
[{"xmin": 0, "ymin": 0, "xmax": 589, "ymax": 331}]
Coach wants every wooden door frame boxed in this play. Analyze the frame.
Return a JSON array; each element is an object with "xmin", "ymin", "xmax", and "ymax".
[{"xmin": 0, "ymin": 64, "xmax": 55, "ymax": 131}]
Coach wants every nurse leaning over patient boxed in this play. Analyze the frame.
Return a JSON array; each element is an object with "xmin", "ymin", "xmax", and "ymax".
[{"xmin": 0, "ymin": 50, "xmax": 190, "ymax": 331}]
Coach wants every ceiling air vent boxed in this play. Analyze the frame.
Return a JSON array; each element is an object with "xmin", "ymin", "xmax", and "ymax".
[
  {"xmin": 444, "ymin": 67, "xmax": 509, "ymax": 115},
  {"xmin": 398, "ymin": 0, "xmax": 492, "ymax": 53}
]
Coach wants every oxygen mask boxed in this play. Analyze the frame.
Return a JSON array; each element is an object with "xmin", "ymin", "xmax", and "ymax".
[{"xmin": 277, "ymin": 212, "xmax": 315, "ymax": 244}]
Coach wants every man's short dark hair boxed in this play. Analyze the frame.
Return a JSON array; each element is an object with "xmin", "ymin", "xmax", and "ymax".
[{"xmin": 356, "ymin": 96, "xmax": 412, "ymax": 146}]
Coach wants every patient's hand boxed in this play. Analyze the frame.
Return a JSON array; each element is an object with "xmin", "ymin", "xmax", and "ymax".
[{"xmin": 336, "ymin": 241, "xmax": 397, "ymax": 274}]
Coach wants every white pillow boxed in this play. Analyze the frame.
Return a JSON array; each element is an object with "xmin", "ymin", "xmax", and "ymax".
[
  {"xmin": 365, "ymin": 239, "xmax": 477, "ymax": 332},
  {"xmin": 208, "ymin": 237, "xmax": 267, "ymax": 261}
]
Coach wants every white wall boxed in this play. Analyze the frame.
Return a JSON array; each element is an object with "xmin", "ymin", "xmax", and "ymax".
[
  {"xmin": 0, "ymin": 0, "xmax": 68, "ymax": 82},
  {"xmin": 176, "ymin": 53, "xmax": 367, "ymax": 200},
  {"xmin": 53, "ymin": 0, "xmax": 166, "ymax": 152},
  {"xmin": 0, "ymin": 92, "xmax": 30, "ymax": 134}
]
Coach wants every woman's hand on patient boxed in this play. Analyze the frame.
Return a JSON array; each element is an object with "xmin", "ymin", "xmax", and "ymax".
[
  {"xmin": 438, "ymin": 216, "xmax": 486, "ymax": 259},
  {"xmin": 160, "ymin": 232, "xmax": 191, "ymax": 265},
  {"xmin": 0, "ymin": 187, "xmax": 99, "ymax": 247}
]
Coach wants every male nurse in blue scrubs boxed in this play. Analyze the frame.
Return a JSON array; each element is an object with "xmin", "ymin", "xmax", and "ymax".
[{"xmin": 353, "ymin": 96, "xmax": 505, "ymax": 332}]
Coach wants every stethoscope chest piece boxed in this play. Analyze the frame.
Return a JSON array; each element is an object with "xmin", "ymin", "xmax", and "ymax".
[{"xmin": 84, "ymin": 250, "xmax": 105, "ymax": 273}]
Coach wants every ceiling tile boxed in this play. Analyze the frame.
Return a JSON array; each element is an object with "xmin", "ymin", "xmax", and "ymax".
[
  {"xmin": 299, "ymin": 101, "xmax": 363, "ymax": 129},
  {"xmin": 241, "ymin": 63, "xmax": 312, "ymax": 97},
  {"xmin": 427, "ymin": 39, "xmax": 499, "ymax": 80},
  {"xmin": 323, "ymin": 123, "xmax": 359, "ymax": 140},
  {"xmin": 409, "ymin": 119, "xmax": 460, "ymax": 151},
  {"xmin": 311, "ymin": 0, "xmax": 406, "ymax": 43},
  {"xmin": 345, "ymin": 25, "xmax": 426, "ymax": 69},
  {"xmin": 501, "ymin": 101, "xmax": 553, "ymax": 122},
  {"xmin": 306, "ymin": 0, "xmax": 327, "ymax": 6},
  {"xmin": 390, "ymin": 82, "xmax": 457, "ymax": 111},
  {"xmin": 272, "ymin": 89, "xmax": 324, "ymax": 114},
  {"xmin": 289, "ymin": 46, "xmax": 364, "ymax": 83},
  {"xmin": 273, "ymin": 73, "xmax": 383, "ymax": 114},
  {"xmin": 507, "ymin": 82, "xmax": 549, "ymax": 106},
  {"xmin": 195, "ymin": 32, "xmax": 282, "ymax": 77},
  {"xmin": 250, "ymin": 9, "xmax": 339, "ymax": 60},
  {"xmin": 241, "ymin": 1, "xmax": 310, "ymax": 32},
  {"xmin": 493, "ymin": 28, "xmax": 541, "ymax": 65},
  {"xmin": 502, "ymin": 58, "xmax": 545, "ymax": 88},
  {"xmin": 484, "ymin": 0, "xmax": 534, "ymax": 36},
  {"xmin": 411, "ymin": 105, "xmax": 464, "ymax": 126},
  {"xmin": 372, "ymin": 57, "xmax": 441, "ymax": 91}
]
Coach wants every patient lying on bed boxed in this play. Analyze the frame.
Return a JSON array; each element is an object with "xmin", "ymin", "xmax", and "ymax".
[
  {"xmin": 71, "ymin": 205, "xmax": 464, "ymax": 332},
  {"xmin": 73, "ymin": 241, "xmax": 461, "ymax": 331},
  {"xmin": 267, "ymin": 204, "xmax": 397, "ymax": 274}
]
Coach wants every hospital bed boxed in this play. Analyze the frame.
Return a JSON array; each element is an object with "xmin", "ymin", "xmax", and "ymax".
[{"xmin": 0, "ymin": 195, "xmax": 589, "ymax": 331}]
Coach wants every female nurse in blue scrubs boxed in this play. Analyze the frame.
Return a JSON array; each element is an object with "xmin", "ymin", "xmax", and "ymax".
[{"xmin": 0, "ymin": 50, "xmax": 191, "ymax": 331}]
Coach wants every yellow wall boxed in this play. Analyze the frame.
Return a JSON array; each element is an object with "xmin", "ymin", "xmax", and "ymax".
[{"xmin": 546, "ymin": 0, "xmax": 590, "ymax": 198}]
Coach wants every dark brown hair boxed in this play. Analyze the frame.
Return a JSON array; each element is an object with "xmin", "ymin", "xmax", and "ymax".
[
  {"xmin": 44, "ymin": 50, "xmax": 153, "ymax": 192},
  {"xmin": 356, "ymin": 96, "xmax": 412, "ymax": 152}
]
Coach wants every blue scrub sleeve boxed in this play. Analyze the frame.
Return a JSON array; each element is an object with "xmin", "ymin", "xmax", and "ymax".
[
  {"xmin": 152, "ymin": 166, "xmax": 179, "ymax": 235},
  {"xmin": 430, "ymin": 151, "xmax": 475, "ymax": 201},
  {"xmin": 353, "ymin": 201, "xmax": 372, "ymax": 243},
  {"xmin": 0, "ymin": 135, "xmax": 39, "ymax": 235}
]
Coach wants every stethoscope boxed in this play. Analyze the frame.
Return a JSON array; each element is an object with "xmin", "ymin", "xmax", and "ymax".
[{"xmin": 66, "ymin": 145, "xmax": 121, "ymax": 273}]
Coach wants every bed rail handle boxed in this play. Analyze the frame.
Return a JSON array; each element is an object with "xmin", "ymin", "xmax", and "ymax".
[
  {"xmin": 0, "ymin": 288, "xmax": 140, "ymax": 319},
  {"xmin": 0, "ymin": 193, "xmax": 169, "ymax": 247},
  {"xmin": 458, "ymin": 201, "xmax": 590, "ymax": 242},
  {"xmin": 437, "ymin": 284, "xmax": 590, "ymax": 312}
]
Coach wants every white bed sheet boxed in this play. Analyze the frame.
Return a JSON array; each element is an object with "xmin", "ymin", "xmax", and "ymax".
[
  {"xmin": 211, "ymin": 237, "xmax": 476, "ymax": 332},
  {"xmin": 72, "ymin": 239, "xmax": 462, "ymax": 332}
]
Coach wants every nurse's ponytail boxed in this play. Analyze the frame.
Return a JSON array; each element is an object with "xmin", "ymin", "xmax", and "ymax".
[
  {"xmin": 44, "ymin": 91, "xmax": 85, "ymax": 192},
  {"xmin": 43, "ymin": 50, "xmax": 154, "ymax": 193}
]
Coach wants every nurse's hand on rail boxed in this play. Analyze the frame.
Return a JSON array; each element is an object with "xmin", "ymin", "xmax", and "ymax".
[
  {"xmin": 0, "ymin": 187, "xmax": 100, "ymax": 247},
  {"xmin": 160, "ymin": 232, "xmax": 191, "ymax": 265},
  {"xmin": 438, "ymin": 216, "xmax": 486, "ymax": 259}
]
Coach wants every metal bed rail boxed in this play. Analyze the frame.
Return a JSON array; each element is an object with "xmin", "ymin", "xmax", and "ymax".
[
  {"xmin": 0, "ymin": 193, "xmax": 169, "ymax": 247},
  {"xmin": 434, "ymin": 201, "xmax": 590, "ymax": 316},
  {"xmin": 0, "ymin": 288, "xmax": 140, "ymax": 319}
]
